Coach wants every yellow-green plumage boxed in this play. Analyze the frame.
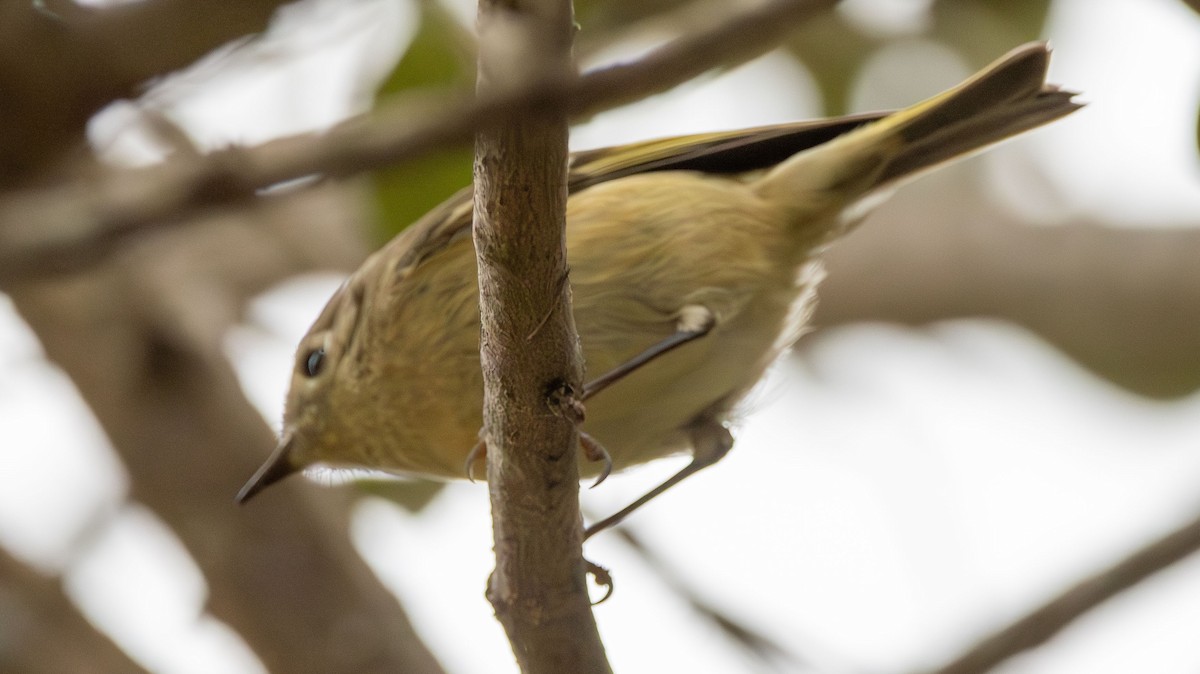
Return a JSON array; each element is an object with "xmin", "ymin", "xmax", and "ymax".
[{"xmin": 239, "ymin": 42, "xmax": 1080, "ymax": 502}]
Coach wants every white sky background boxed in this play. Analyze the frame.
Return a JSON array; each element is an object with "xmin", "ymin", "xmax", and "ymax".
[{"xmin": 2, "ymin": 0, "xmax": 1200, "ymax": 672}]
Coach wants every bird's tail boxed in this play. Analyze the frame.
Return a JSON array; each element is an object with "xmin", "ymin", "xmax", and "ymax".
[{"xmin": 752, "ymin": 42, "xmax": 1081, "ymax": 224}]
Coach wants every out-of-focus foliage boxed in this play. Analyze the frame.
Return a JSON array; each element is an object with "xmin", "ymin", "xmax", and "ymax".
[
  {"xmin": 789, "ymin": 0, "xmax": 1051, "ymax": 114},
  {"xmin": 786, "ymin": 11, "xmax": 880, "ymax": 116},
  {"xmin": 371, "ymin": 0, "xmax": 476, "ymax": 242},
  {"xmin": 368, "ymin": 0, "xmax": 1055, "ymax": 232},
  {"xmin": 931, "ymin": 0, "xmax": 1053, "ymax": 64}
]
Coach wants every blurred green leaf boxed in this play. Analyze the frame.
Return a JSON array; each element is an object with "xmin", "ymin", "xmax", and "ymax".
[
  {"xmin": 782, "ymin": 0, "xmax": 1052, "ymax": 115},
  {"xmin": 371, "ymin": 0, "xmax": 476, "ymax": 243},
  {"xmin": 787, "ymin": 12, "xmax": 879, "ymax": 116},
  {"xmin": 372, "ymin": 145, "xmax": 475, "ymax": 241},
  {"xmin": 356, "ymin": 478, "xmax": 448, "ymax": 514},
  {"xmin": 932, "ymin": 0, "xmax": 1053, "ymax": 66},
  {"xmin": 378, "ymin": 0, "xmax": 474, "ymax": 95}
]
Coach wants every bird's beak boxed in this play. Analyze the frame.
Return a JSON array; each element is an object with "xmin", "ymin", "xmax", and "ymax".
[{"xmin": 236, "ymin": 431, "xmax": 301, "ymax": 504}]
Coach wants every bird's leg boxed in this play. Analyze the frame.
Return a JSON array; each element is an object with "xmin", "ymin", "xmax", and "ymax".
[
  {"xmin": 565, "ymin": 304, "xmax": 716, "ymax": 490},
  {"xmin": 575, "ymin": 305, "xmax": 722, "ymax": 538},
  {"xmin": 582, "ymin": 305, "xmax": 715, "ymax": 401},
  {"xmin": 584, "ymin": 420, "xmax": 733, "ymax": 541},
  {"xmin": 474, "ymin": 305, "xmax": 720, "ymax": 511}
]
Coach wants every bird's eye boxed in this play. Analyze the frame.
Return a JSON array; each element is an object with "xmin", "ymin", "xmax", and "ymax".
[{"xmin": 303, "ymin": 347, "xmax": 326, "ymax": 378}]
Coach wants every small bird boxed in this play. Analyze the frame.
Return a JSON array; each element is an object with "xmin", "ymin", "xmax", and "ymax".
[{"xmin": 238, "ymin": 43, "xmax": 1079, "ymax": 536}]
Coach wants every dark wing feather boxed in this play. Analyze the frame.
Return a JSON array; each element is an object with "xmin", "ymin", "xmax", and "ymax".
[{"xmin": 391, "ymin": 112, "xmax": 893, "ymax": 271}]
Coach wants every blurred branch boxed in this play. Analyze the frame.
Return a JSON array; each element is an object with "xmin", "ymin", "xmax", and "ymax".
[
  {"xmin": 575, "ymin": 0, "xmax": 740, "ymax": 57},
  {"xmin": 572, "ymin": 0, "xmax": 838, "ymax": 114},
  {"xmin": 0, "ymin": 0, "xmax": 839, "ymax": 285},
  {"xmin": 573, "ymin": 0, "xmax": 692, "ymax": 33},
  {"xmin": 0, "ymin": 0, "xmax": 290, "ymax": 185},
  {"xmin": 815, "ymin": 175, "xmax": 1200, "ymax": 398},
  {"xmin": 613, "ymin": 527, "xmax": 803, "ymax": 671},
  {"xmin": 6, "ymin": 185, "xmax": 445, "ymax": 674},
  {"xmin": 923, "ymin": 503, "xmax": 1200, "ymax": 674},
  {"xmin": 0, "ymin": 546, "xmax": 149, "ymax": 674}
]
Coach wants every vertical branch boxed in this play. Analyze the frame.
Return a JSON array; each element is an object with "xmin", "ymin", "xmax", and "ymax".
[{"xmin": 472, "ymin": 0, "xmax": 610, "ymax": 672}]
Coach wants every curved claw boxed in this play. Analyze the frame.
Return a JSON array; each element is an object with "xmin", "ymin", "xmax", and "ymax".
[
  {"xmin": 463, "ymin": 439, "xmax": 486, "ymax": 483},
  {"xmin": 585, "ymin": 558, "xmax": 614, "ymax": 605},
  {"xmin": 590, "ymin": 457, "xmax": 613, "ymax": 490},
  {"xmin": 579, "ymin": 432, "xmax": 612, "ymax": 489}
]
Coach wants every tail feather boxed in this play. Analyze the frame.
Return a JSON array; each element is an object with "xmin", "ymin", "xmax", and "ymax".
[
  {"xmin": 753, "ymin": 42, "xmax": 1082, "ymax": 215},
  {"xmin": 882, "ymin": 42, "xmax": 1080, "ymax": 180},
  {"xmin": 889, "ymin": 42, "xmax": 1054, "ymax": 146},
  {"xmin": 884, "ymin": 85, "xmax": 1079, "ymax": 183}
]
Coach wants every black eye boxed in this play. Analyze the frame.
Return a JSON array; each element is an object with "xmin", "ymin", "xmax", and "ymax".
[{"xmin": 304, "ymin": 347, "xmax": 326, "ymax": 377}]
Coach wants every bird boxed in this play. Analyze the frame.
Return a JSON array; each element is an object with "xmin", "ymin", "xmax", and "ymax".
[{"xmin": 237, "ymin": 42, "xmax": 1080, "ymax": 537}]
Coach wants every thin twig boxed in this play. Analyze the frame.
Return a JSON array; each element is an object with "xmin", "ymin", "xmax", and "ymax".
[
  {"xmin": 613, "ymin": 526, "xmax": 807, "ymax": 671},
  {"xmin": 0, "ymin": 0, "xmax": 290, "ymax": 183},
  {"xmin": 924, "ymin": 505, "xmax": 1200, "ymax": 674},
  {"xmin": 572, "ymin": 0, "xmax": 838, "ymax": 117},
  {"xmin": 0, "ymin": 0, "xmax": 838, "ymax": 284}
]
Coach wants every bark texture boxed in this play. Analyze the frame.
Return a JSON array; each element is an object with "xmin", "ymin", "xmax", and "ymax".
[{"xmin": 472, "ymin": 0, "xmax": 612, "ymax": 671}]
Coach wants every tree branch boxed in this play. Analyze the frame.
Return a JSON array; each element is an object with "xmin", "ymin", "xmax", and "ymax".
[
  {"xmin": 0, "ymin": 546, "xmax": 149, "ymax": 674},
  {"xmin": 472, "ymin": 0, "xmax": 610, "ymax": 671},
  {"xmin": 815, "ymin": 175, "xmax": 1200, "ymax": 398},
  {"xmin": 0, "ymin": 0, "xmax": 840, "ymax": 284},
  {"xmin": 923, "ymin": 504, "xmax": 1200, "ymax": 674},
  {"xmin": 0, "ymin": 0, "xmax": 289, "ymax": 185},
  {"xmin": 572, "ymin": 0, "xmax": 838, "ymax": 115}
]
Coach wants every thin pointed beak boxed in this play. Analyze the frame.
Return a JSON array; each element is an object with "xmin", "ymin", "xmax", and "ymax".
[{"xmin": 237, "ymin": 431, "xmax": 301, "ymax": 504}]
